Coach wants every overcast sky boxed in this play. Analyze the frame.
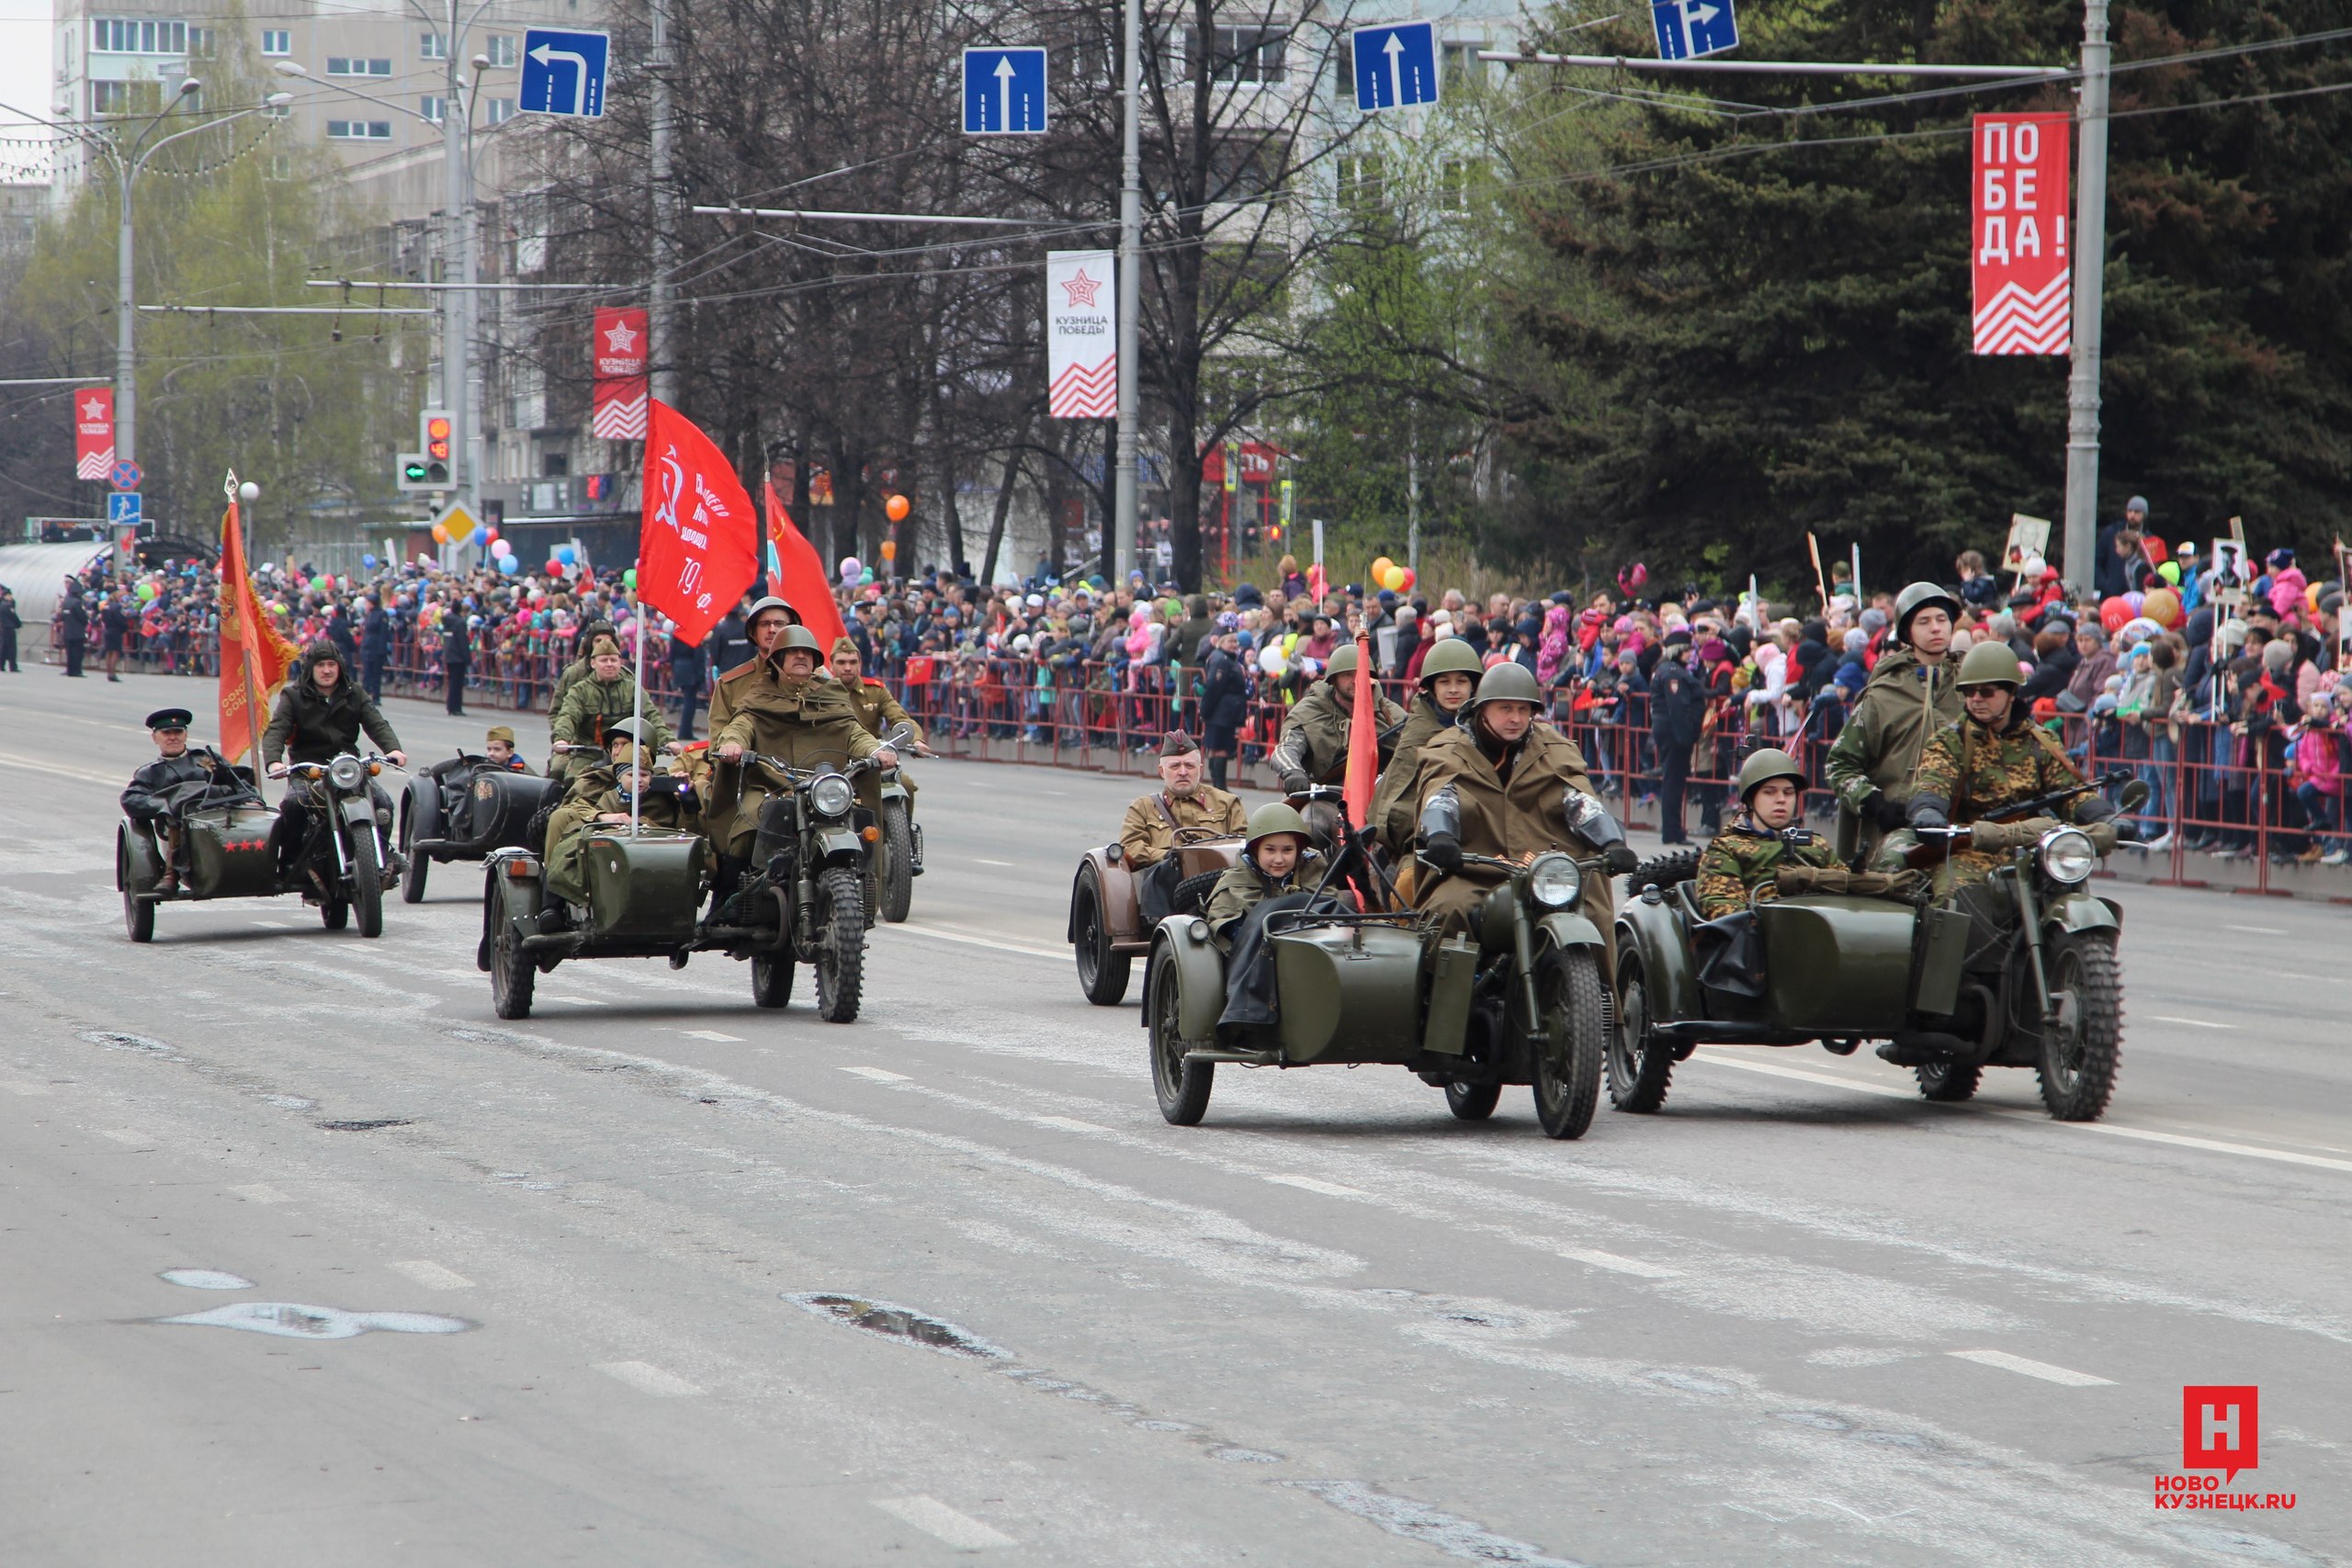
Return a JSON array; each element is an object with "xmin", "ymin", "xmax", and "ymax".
[{"xmin": 0, "ymin": 0, "xmax": 53, "ymax": 181}]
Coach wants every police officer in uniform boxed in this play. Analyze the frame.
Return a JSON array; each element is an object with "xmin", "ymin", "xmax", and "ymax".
[
  {"xmin": 1826, "ymin": 581, "xmax": 1963, "ymax": 863},
  {"xmin": 120, "ymin": 707, "xmax": 238, "ymax": 892}
]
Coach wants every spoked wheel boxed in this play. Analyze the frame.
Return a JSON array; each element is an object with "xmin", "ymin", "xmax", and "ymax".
[
  {"xmin": 2038, "ymin": 933, "xmax": 2121, "ymax": 1121},
  {"xmin": 1916, "ymin": 1058, "xmax": 1982, "ymax": 1102},
  {"xmin": 320, "ymin": 888, "xmax": 350, "ymax": 931},
  {"xmin": 1148, "ymin": 955, "xmax": 1213, "ymax": 1125},
  {"xmin": 491, "ymin": 891, "xmax": 535, "ymax": 1020},
  {"xmin": 1443, "ymin": 1081, "xmax": 1501, "ymax": 1122},
  {"xmin": 400, "ymin": 812, "xmax": 429, "ymax": 903},
  {"xmin": 350, "ymin": 831, "xmax": 385, "ymax": 939},
  {"xmin": 1073, "ymin": 868, "xmax": 1131, "ymax": 1006},
  {"xmin": 1607, "ymin": 951, "xmax": 1674, "ymax": 1112},
  {"xmin": 813, "ymin": 865, "xmax": 866, "ymax": 1022},
  {"xmin": 123, "ymin": 886, "xmax": 154, "ymax": 943},
  {"xmin": 1531, "ymin": 949, "xmax": 1608, "ymax": 1140},
  {"xmin": 878, "ymin": 803, "xmax": 914, "ymax": 923}
]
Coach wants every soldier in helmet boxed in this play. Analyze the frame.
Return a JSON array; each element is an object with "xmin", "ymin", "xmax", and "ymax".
[
  {"xmin": 1826, "ymin": 581, "xmax": 1963, "ymax": 862},
  {"xmin": 1371, "ymin": 637, "xmax": 1483, "ymax": 854},
  {"xmin": 1408, "ymin": 663, "xmax": 1630, "ymax": 947},
  {"xmin": 540, "ymin": 718, "xmax": 695, "ymax": 919},
  {"xmin": 1271, "ymin": 640, "xmax": 1408, "ymax": 795},
  {"xmin": 1694, "ymin": 749, "xmax": 1839, "ymax": 920},
  {"xmin": 548, "ymin": 631, "xmax": 673, "ymax": 783},
  {"xmin": 706, "ymin": 595, "xmax": 804, "ymax": 737},
  {"xmin": 1904, "ymin": 641, "xmax": 2120, "ymax": 887},
  {"xmin": 1204, "ymin": 802, "xmax": 1323, "ymax": 952}
]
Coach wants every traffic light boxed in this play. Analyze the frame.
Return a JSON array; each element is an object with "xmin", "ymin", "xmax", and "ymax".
[
  {"xmin": 424, "ymin": 411, "xmax": 451, "ymax": 466},
  {"xmin": 396, "ymin": 410, "xmax": 453, "ymax": 491}
]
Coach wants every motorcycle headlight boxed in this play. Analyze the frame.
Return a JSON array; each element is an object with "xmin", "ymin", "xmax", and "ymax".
[
  {"xmin": 809, "ymin": 773, "xmax": 854, "ymax": 818},
  {"xmin": 327, "ymin": 755, "xmax": 365, "ymax": 792},
  {"xmin": 2040, "ymin": 827, "xmax": 2097, "ymax": 885},
  {"xmin": 1528, "ymin": 852, "xmax": 1582, "ymax": 909}
]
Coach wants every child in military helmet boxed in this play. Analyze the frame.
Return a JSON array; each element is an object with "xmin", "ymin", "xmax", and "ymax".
[
  {"xmin": 1204, "ymin": 802, "xmax": 1322, "ymax": 952},
  {"xmin": 1694, "ymin": 748, "xmax": 1838, "ymax": 919}
]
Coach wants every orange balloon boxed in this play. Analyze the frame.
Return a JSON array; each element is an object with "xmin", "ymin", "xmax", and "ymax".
[
  {"xmin": 880, "ymin": 539, "xmax": 898, "ymax": 560},
  {"xmin": 1370, "ymin": 556, "xmax": 1396, "ymax": 583},
  {"xmin": 885, "ymin": 493, "xmax": 911, "ymax": 523},
  {"xmin": 430, "ymin": 522, "xmax": 451, "ymax": 544}
]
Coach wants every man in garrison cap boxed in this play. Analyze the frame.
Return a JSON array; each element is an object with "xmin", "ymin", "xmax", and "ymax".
[{"xmin": 1118, "ymin": 730, "xmax": 1247, "ymax": 923}]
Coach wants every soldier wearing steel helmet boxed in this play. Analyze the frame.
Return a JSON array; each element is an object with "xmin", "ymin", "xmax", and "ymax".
[
  {"xmin": 1204, "ymin": 802, "xmax": 1324, "ymax": 952},
  {"xmin": 709, "ymin": 624, "xmax": 893, "ymax": 893},
  {"xmin": 1407, "ymin": 663, "xmax": 1629, "ymax": 946},
  {"xmin": 1905, "ymin": 640, "xmax": 2120, "ymax": 888},
  {"xmin": 1270, "ymin": 639, "xmax": 1408, "ymax": 795},
  {"xmin": 1826, "ymin": 581, "xmax": 1964, "ymax": 862},
  {"xmin": 540, "ymin": 718, "xmax": 695, "ymax": 913},
  {"xmin": 1371, "ymin": 636, "xmax": 1482, "ymax": 853},
  {"xmin": 706, "ymin": 595, "xmax": 806, "ymax": 737},
  {"xmin": 1694, "ymin": 748, "xmax": 1839, "ymax": 920}
]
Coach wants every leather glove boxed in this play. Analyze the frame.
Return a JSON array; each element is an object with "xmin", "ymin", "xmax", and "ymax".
[
  {"xmin": 1909, "ymin": 804, "xmax": 1950, "ymax": 831},
  {"xmin": 1868, "ymin": 794, "xmax": 1910, "ymax": 830},
  {"xmin": 2083, "ymin": 819, "xmax": 2120, "ymax": 854},
  {"xmin": 1420, "ymin": 832, "xmax": 1463, "ymax": 875},
  {"xmin": 1602, "ymin": 842, "xmax": 1639, "ymax": 876},
  {"xmin": 1280, "ymin": 770, "xmax": 1311, "ymax": 795}
]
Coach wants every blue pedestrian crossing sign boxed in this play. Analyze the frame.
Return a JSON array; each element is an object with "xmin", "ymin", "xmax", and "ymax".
[
  {"xmin": 520, "ymin": 28, "xmax": 609, "ymax": 118},
  {"xmin": 1652, "ymin": 0, "xmax": 1739, "ymax": 62},
  {"xmin": 1351, "ymin": 20, "xmax": 1441, "ymax": 111},
  {"xmin": 107, "ymin": 491, "xmax": 141, "ymax": 526},
  {"xmin": 963, "ymin": 47, "xmax": 1047, "ymax": 134}
]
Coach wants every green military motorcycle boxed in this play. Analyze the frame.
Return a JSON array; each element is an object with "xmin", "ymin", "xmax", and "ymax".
[
  {"xmin": 1142, "ymin": 803, "xmax": 1622, "ymax": 1139},
  {"xmin": 1611, "ymin": 772, "xmax": 2146, "ymax": 1122},
  {"xmin": 479, "ymin": 733, "xmax": 903, "ymax": 1022},
  {"xmin": 398, "ymin": 751, "xmax": 561, "ymax": 903}
]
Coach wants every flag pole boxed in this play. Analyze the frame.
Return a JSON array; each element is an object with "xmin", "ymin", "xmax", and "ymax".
[
  {"xmin": 226, "ymin": 470, "xmax": 267, "ymax": 807},
  {"xmin": 630, "ymin": 581, "xmax": 644, "ymax": 840}
]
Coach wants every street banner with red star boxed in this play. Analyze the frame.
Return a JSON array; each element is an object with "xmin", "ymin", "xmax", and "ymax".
[
  {"xmin": 1046, "ymin": 250, "xmax": 1115, "ymax": 418},
  {"xmin": 74, "ymin": 387, "xmax": 114, "ymax": 480},
  {"xmin": 591, "ymin": 306, "xmax": 650, "ymax": 439},
  {"xmin": 1971, "ymin": 113, "xmax": 2072, "ymax": 355}
]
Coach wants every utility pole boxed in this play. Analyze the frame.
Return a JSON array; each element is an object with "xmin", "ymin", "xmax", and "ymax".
[
  {"xmin": 2061, "ymin": 0, "xmax": 2111, "ymax": 592},
  {"xmin": 648, "ymin": 0, "xmax": 678, "ymax": 408},
  {"xmin": 1111, "ymin": 0, "xmax": 1141, "ymax": 587},
  {"xmin": 441, "ymin": 0, "xmax": 471, "ymax": 520}
]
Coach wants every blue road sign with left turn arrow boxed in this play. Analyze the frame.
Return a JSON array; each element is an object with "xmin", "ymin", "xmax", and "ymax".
[
  {"xmin": 1652, "ymin": 0, "xmax": 1739, "ymax": 61},
  {"xmin": 520, "ymin": 28, "xmax": 608, "ymax": 118},
  {"xmin": 963, "ymin": 48, "xmax": 1047, "ymax": 134},
  {"xmin": 1351, "ymin": 20, "xmax": 1441, "ymax": 111}
]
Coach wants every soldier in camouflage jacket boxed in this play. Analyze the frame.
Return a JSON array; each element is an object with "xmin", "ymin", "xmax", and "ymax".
[{"xmin": 1695, "ymin": 749, "xmax": 1837, "ymax": 919}]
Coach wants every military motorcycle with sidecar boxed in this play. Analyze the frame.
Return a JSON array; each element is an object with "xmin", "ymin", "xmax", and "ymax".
[
  {"xmin": 479, "ymin": 734, "xmax": 901, "ymax": 1022},
  {"xmin": 398, "ymin": 751, "xmax": 561, "ymax": 902},
  {"xmin": 1610, "ymin": 772, "xmax": 2146, "ymax": 1121},
  {"xmin": 1069, "ymin": 827, "xmax": 1246, "ymax": 1006}
]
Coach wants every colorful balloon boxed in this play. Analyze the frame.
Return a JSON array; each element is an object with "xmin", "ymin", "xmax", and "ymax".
[
  {"xmin": 2124, "ymin": 590, "xmax": 2145, "ymax": 613},
  {"xmin": 2141, "ymin": 587, "xmax": 2183, "ymax": 627},
  {"xmin": 840, "ymin": 557, "xmax": 863, "ymax": 583},
  {"xmin": 556, "ymin": 545, "xmax": 577, "ymax": 566},
  {"xmin": 546, "ymin": 558, "xmax": 566, "ymax": 576},
  {"xmin": 1381, "ymin": 565, "xmax": 1406, "ymax": 592},
  {"xmin": 880, "ymin": 539, "xmax": 898, "ymax": 561},
  {"xmin": 1398, "ymin": 567, "xmax": 1416, "ymax": 592},
  {"xmin": 361, "ymin": 553, "xmax": 378, "ymax": 569},
  {"xmin": 885, "ymin": 493, "xmax": 910, "ymax": 523},
  {"xmin": 136, "ymin": 581, "xmax": 157, "ymax": 600},
  {"xmin": 623, "ymin": 569, "xmax": 638, "ymax": 589},
  {"xmin": 2098, "ymin": 595, "xmax": 2133, "ymax": 633},
  {"xmin": 498, "ymin": 555, "xmax": 520, "ymax": 575},
  {"xmin": 431, "ymin": 522, "xmax": 451, "ymax": 545},
  {"xmin": 1370, "ymin": 556, "xmax": 1396, "ymax": 584}
]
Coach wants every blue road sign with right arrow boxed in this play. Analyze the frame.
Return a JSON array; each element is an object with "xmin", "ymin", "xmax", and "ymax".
[
  {"xmin": 963, "ymin": 47, "xmax": 1047, "ymax": 134},
  {"xmin": 1652, "ymin": 0, "xmax": 1739, "ymax": 61},
  {"xmin": 520, "ymin": 28, "xmax": 609, "ymax": 118},
  {"xmin": 1351, "ymin": 20, "xmax": 1441, "ymax": 111}
]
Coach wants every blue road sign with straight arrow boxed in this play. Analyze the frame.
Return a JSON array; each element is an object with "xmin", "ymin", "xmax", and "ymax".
[
  {"xmin": 963, "ymin": 47, "xmax": 1047, "ymax": 134},
  {"xmin": 1652, "ymin": 0, "xmax": 1739, "ymax": 62},
  {"xmin": 1351, "ymin": 20, "xmax": 1440, "ymax": 111},
  {"xmin": 520, "ymin": 28, "xmax": 609, "ymax": 118}
]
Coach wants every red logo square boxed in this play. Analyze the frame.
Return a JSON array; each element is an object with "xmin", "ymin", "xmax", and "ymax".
[{"xmin": 2183, "ymin": 1385, "xmax": 2258, "ymax": 1483}]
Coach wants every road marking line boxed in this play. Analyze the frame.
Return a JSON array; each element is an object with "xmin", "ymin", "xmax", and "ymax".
[
  {"xmin": 1690, "ymin": 1053, "xmax": 1917, "ymax": 1100},
  {"xmin": 874, "ymin": 1496, "xmax": 1015, "ymax": 1551},
  {"xmin": 544, "ymin": 995, "xmax": 610, "ymax": 1006},
  {"xmin": 0, "ymin": 751, "xmax": 125, "ymax": 786},
  {"xmin": 594, "ymin": 1359, "xmax": 705, "ymax": 1397},
  {"xmin": 974, "ymin": 858, "xmax": 1015, "ymax": 867},
  {"xmin": 230, "ymin": 1183, "xmax": 290, "ymax": 1204},
  {"xmin": 841, "ymin": 1066, "xmax": 911, "ymax": 1083},
  {"xmin": 885, "ymin": 923, "xmax": 1065, "ymax": 962},
  {"xmin": 1557, "ymin": 1247, "xmax": 1679, "ymax": 1279},
  {"xmin": 2150, "ymin": 1014, "xmax": 2237, "ymax": 1030},
  {"xmin": 1265, "ymin": 1172, "xmax": 1369, "ymax": 1199},
  {"xmin": 390, "ymin": 1259, "xmax": 474, "ymax": 1291},
  {"xmin": 6, "ymin": 1081, "xmax": 51, "ymax": 1096},
  {"xmin": 1947, "ymin": 1348, "xmax": 2114, "ymax": 1386},
  {"xmin": 1035, "ymin": 1115, "xmax": 1109, "ymax": 1134},
  {"xmin": 682, "ymin": 1030, "xmax": 743, "ymax": 1043},
  {"xmin": 99, "ymin": 1128, "xmax": 153, "ymax": 1146},
  {"xmin": 251, "ymin": 919, "xmax": 290, "ymax": 929},
  {"xmin": 2224, "ymin": 924, "xmax": 2288, "ymax": 935}
]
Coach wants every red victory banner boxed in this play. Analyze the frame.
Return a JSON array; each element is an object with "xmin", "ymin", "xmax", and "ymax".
[
  {"xmin": 74, "ymin": 386, "xmax": 114, "ymax": 479},
  {"xmin": 1972, "ymin": 113, "xmax": 2072, "ymax": 355},
  {"xmin": 591, "ymin": 306, "xmax": 650, "ymax": 440},
  {"xmin": 639, "ymin": 400, "xmax": 759, "ymax": 645},
  {"xmin": 763, "ymin": 483, "xmax": 849, "ymax": 652},
  {"xmin": 216, "ymin": 480, "xmax": 300, "ymax": 764}
]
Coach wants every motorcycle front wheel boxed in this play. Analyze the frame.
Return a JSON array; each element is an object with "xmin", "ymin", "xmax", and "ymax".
[
  {"xmin": 813, "ymin": 864, "xmax": 866, "ymax": 1022},
  {"xmin": 350, "ymin": 829, "xmax": 385, "ymax": 939},
  {"xmin": 1531, "ymin": 948, "xmax": 1607, "ymax": 1140},
  {"xmin": 2038, "ymin": 933, "xmax": 2121, "ymax": 1122}
]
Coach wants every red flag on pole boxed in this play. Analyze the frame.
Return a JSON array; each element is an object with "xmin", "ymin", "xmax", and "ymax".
[
  {"xmin": 216, "ymin": 485, "xmax": 299, "ymax": 765},
  {"xmin": 763, "ymin": 483, "xmax": 849, "ymax": 651},
  {"xmin": 1343, "ymin": 631, "xmax": 1377, "ymax": 827},
  {"xmin": 639, "ymin": 400, "xmax": 759, "ymax": 645}
]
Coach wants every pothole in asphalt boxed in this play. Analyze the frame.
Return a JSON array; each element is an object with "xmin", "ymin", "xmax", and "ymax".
[
  {"xmin": 79, "ymin": 1030, "xmax": 176, "ymax": 1055},
  {"xmin": 159, "ymin": 1269, "xmax": 255, "ymax": 1291},
  {"xmin": 1287, "ymin": 1481, "xmax": 1585, "ymax": 1567},
  {"xmin": 783, "ymin": 1293, "xmax": 1010, "ymax": 1361},
  {"xmin": 158, "ymin": 1303, "xmax": 474, "ymax": 1339},
  {"xmin": 316, "ymin": 1118, "xmax": 413, "ymax": 1133}
]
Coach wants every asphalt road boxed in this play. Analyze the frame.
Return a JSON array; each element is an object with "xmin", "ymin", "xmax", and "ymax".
[{"xmin": 1, "ymin": 670, "xmax": 2344, "ymax": 1568}]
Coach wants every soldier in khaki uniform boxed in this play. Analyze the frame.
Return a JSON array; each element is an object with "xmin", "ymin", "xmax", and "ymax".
[
  {"xmin": 830, "ymin": 636, "xmax": 928, "ymax": 786},
  {"xmin": 1408, "ymin": 664, "xmax": 1621, "ymax": 952},
  {"xmin": 541, "ymin": 721, "xmax": 695, "ymax": 912},
  {"xmin": 1204, "ymin": 803, "xmax": 1322, "ymax": 952},
  {"xmin": 548, "ymin": 633, "xmax": 672, "ymax": 783},
  {"xmin": 1372, "ymin": 637, "xmax": 1482, "ymax": 854},
  {"xmin": 1694, "ymin": 749, "xmax": 1838, "ymax": 919},
  {"xmin": 707, "ymin": 596, "xmax": 804, "ymax": 738},
  {"xmin": 1272, "ymin": 642, "xmax": 1408, "ymax": 794},
  {"xmin": 711, "ymin": 626, "xmax": 893, "ymax": 876},
  {"xmin": 548, "ymin": 617, "xmax": 617, "ymax": 715},
  {"xmin": 1120, "ymin": 731, "xmax": 1247, "ymax": 921},
  {"xmin": 1826, "ymin": 581, "xmax": 1963, "ymax": 862}
]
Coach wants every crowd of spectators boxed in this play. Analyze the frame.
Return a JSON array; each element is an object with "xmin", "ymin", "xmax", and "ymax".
[{"xmin": 7, "ymin": 499, "xmax": 2346, "ymax": 866}]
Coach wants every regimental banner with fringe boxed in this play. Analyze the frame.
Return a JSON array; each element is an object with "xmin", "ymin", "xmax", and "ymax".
[
  {"xmin": 1046, "ymin": 250, "xmax": 1116, "ymax": 419},
  {"xmin": 1971, "ymin": 113, "xmax": 2071, "ymax": 356},
  {"xmin": 591, "ymin": 306, "xmax": 650, "ymax": 439},
  {"xmin": 74, "ymin": 387, "xmax": 114, "ymax": 480},
  {"xmin": 216, "ymin": 475, "xmax": 300, "ymax": 765}
]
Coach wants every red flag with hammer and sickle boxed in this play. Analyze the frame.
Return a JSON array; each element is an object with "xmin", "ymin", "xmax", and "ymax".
[{"xmin": 639, "ymin": 400, "xmax": 758, "ymax": 645}]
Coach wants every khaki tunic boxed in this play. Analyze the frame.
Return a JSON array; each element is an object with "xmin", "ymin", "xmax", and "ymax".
[
  {"xmin": 1372, "ymin": 694, "xmax": 1462, "ymax": 852},
  {"xmin": 1824, "ymin": 648, "xmax": 1962, "ymax": 859},
  {"xmin": 1408, "ymin": 724, "xmax": 1616, "ymax": 955},
  {"xmin": 1118, "ymin": 785, "xmax": 1247, "ymax": 869},
  {"xmin": 843, "ymin": 676, "xmax": 924, "ymax": 800},
  {"xmin": 543, "ymin": 764, "xmax": 692, "ymax": 905},
  {"xmin": 1271, "ymin": 681, "xmax": 1408, "ymax": 786},
  {"xmin": 711, "ymin": 669, "xmax": 880, "ymax": 858},
  {"xmin": 1204, "ymin": 852, "xmax": 1320, "ymax": 951},
  {"xmin": 548, "ymin": 671, "xmax": 673, "ymax": 782}
]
